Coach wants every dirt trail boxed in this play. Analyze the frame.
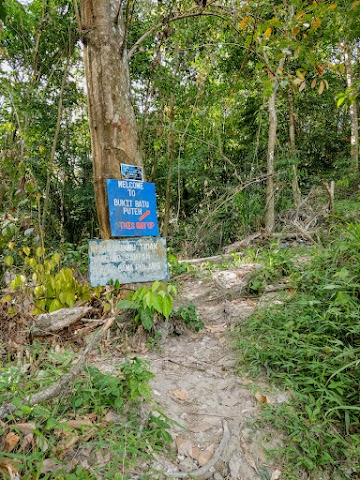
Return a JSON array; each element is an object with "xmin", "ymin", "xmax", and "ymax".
[
  {"xmin": 96, "ymin": 265, "xmax": 284, "ymax": 479},
  {"xmin": 142, "ymin": 267, "xmax": 283, "ymax": 480}
]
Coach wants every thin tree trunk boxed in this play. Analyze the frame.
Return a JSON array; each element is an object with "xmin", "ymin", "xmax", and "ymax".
[
  {"xmin": 344, "ymin": 43, "xmax": 359, "ymax": 171},
  {"xmin": 265, "ymin": 86, "xmax": 277, "ymax": 232},
  {"xmin": 288, "ymin": 89, "xmax": 296, "ymax": 155},
  {"xmin": 79, "ymin": 0, "xmax": 143, "ymax": 239},
  {"xmin": 42, "ymin": 30, "xmax": 71, "ymax": 233},
  {"xmin": 163, "ymin": 94, "xmax": 175, "ymax": 237},
  {"xmin": 263, "ymin": 55, "xmax": 286, "ymax": 232},
  {"xmin": 288, "ymin": 89, "xmax": 301, "ymax": 208}
]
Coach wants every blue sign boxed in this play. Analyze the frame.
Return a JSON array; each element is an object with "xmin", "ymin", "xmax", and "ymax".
[
  {"xmin": 107, "ymin": 179, "xmax": 159, "ymax": 237},
  {"xmin": 88, "ymin": 238, "xmax": 169, "ymax": 286}
]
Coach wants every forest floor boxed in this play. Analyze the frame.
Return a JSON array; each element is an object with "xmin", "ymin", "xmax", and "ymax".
[{"xmin": 93, "ymin": 264, "xmax": 288, "ymax": 480}]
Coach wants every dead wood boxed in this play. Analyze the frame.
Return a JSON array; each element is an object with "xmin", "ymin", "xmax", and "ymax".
[
  {"xmin": 32, "ymin": 306, "xmax": 93, "ymax": 336},
  {"xmin": 322, "ymin": 180, "xmax": 335, "ymax": 215},
  {"xmin": 164, "ymin": 420, "xmax": 231, "ymax": 478},
  {"xmin": 179, "ymin": 252, "xmax": 244, "ymax": 266},
  {"xmin": 291, "ymin": 222, "xmax": 318, "ymax": 245},
  {"xmin": 0, "ymin": 318, "xmax": 114, "ymax": 420},
  {"xmin": 224, "ymin": 231, "xmax": 263, "ymax": 253}
]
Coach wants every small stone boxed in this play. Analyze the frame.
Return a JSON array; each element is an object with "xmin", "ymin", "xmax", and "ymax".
[
  {"xmin": 178, "ymin": 458, "xmax": 197, "ymax": 473},
  {"xmin": 213, "ymin": 473, "xmax": 224, "ymax": 480}
]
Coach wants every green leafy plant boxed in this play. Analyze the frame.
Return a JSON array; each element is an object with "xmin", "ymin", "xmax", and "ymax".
[
  {"xmin": 0, "ymin": 349, "xmax": 171, "ymax": 479},
  {"xmin": 117, "ymin": 281, "xmax": 177, "ymax": 332},
  {"xmin": 167, "ymin": 252, "xmax": 192, "ymax": 276},
  {"xmin": 234, "ymin": 224, "xmax": 360, "ymax": 478},
  {"xmin": 6, "ymin": 247, "xmax": 91, "ymax": 315},
  {"xmin": 172, "ymin": 302, "xmax": 204, "ymax": 332}
]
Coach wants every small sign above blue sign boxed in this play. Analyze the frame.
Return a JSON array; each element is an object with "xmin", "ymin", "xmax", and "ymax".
[
  {"xmin": 120, "ymin": 163, "xmax": 144, "ymax": 182},
  {"xmin": 88, "ymin": 238, "xmax": 169, "ymax": 286},
  {"xmin": 107, "ymin": 179, "xmax": 159, "ymax": 237}
]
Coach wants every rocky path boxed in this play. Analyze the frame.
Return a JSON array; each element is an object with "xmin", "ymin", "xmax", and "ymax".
[{"xmin": 141, "ymin": 267, "xmax": 282, "ymax": 480}]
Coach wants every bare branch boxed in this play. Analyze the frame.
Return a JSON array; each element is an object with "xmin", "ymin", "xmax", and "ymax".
[{"xmin": 128, "ymin": 10, "xmax": 238, "ymax": 58}]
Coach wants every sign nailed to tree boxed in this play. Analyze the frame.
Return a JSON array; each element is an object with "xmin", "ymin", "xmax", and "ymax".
[{"xmin": 107, "ymin": 179, "xmax": 159, "ymax": 237}]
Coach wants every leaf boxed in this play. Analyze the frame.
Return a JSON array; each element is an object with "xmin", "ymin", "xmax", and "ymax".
[
  {"xmin": 337, "ymin": 96, "xmax": 345, "ymax": 107},
  {"xmin": 162, "ymin": 295, "xmax": 173, "ymax": 319},
  {"xmin": 299, "ymin": 81, "xmax": 306, "ymax": 92},
  {"xmin": 4, "ymin": 255, "xmax": 14, "ymax": 267},
  {"xmin": 311, "ymin": 78, "xmax": 317, "ymax": 88},
  {"xmin": 241, "ymin": 438, "xmax": 258, "ymax": 472},
  {"xmin": 255, "ymin": 391, "xmax": 269, "ymax": 404},
  {"xmin": 48, "ymin": 299, "xmax": 63, "ymax": 312},
  {"xmin": 271, "ymin": 469, "xmax": 282, "ymax": 480},
  {"xmin": 151, "ymin": 280, "xmax": 162, "ymax": 292},
  {"xmin": 3, "ymin": 432, "xmax": 20, "ymax": 453},
  {"xmin": 265, "ymin": 27, "xmax": 272, "ymax": 38},
  {"xmin": 140, "ymin": 307, "xmax": 153, "ymax": 331},
  {"xmin": 22, "ymin": 246, "xmax": 30, "ymax": 256},
  {"xmin": 1, "ymin": 294, "xmax": 12, "ymax": 304},
  {"xmin": 318, "ymin": 80, "xmax": 325, "ymax": 95},
  {"xmin": 152, "ymin": 294, "xmax": 163, "ymax": 315},
  {"xmin": 292, "ymin": 26, "xmax": 299, "ymax": 38},
  {"xmin": 64, "ymin": 292, "xmax": 75, "ymax": 308},
  {"xmin": 329, "ymin": 4, "xmax": 337, "ymax": 9},
  {"xmin": 296, "ymin": 69, "xmax": 306, "ymax": 80},
  {"xmin": 51, "ymin": 253, "xmax": 60, "ymax": 264},
  {"xmin": 170, "ymin": 388, "xmax": 189, "ymax": 402},
  {"xmin": 117, "ymin": 299, "xmax": 138, "ymax": 310}
]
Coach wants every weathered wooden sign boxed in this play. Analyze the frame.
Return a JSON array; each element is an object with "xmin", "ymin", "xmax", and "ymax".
[
  {"xmin": 88, "ymin": 238, "xmax": 169, "ymax": 286},
  {"xmin": 107, "ymin": 179, "xmax": 159, "ymax": 237}
]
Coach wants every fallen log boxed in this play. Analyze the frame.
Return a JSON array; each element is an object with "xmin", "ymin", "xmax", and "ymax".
[
  {"xmin": 178, "ymin": 252, "xmax": 244, "ymax": 266},
  {"xmin": 32, "ymin": 306, "xmax": 93, "ymax": 336}
]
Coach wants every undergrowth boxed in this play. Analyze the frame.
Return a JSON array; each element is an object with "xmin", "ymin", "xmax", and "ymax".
[
  {"xmin": 234, "ymin": 223, "xmax": 360, "ymax": 479},
  {"xmin": 0, "ymin": 349, "xmax": 171, "ymax": 479}
]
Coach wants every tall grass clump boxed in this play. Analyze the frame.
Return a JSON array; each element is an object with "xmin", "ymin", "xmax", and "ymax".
[{"xmin": 234, "ymin": 224, "xmax": 360, "ymax": 479}]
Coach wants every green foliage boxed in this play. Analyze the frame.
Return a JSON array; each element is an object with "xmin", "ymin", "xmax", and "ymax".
[
  {"xmin": 7, "ymin": 247, "xmax": 91, "ymax": 315},
  {"xmin": 234, "ymin": 224, "xmax": 360, "ymax": 477},
  {"xmin": 0, "ymin": 349, "xmax": 171, "ymax": 479},
  {"xmin": 172, "ymin": 302, "xmax": 204, "ymax": 332},
  {"xmin": 245, "ymin": 242, "xmax": 295, "ymax": 295},
  {"xmin": 71, "ymin": 359, "xmax": 154, "ymax": 414},
  {"xmin": 117, "ymin": 281, "xmax": 177, "ymax": 332},
  {"xmin": 167, "ymin": 253, "xmax": 191, "ymax": 276}
]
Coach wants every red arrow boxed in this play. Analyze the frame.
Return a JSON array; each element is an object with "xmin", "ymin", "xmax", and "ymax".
[{"xmin": 139, "ymin": 210, "xmax": 150, "ymax": 221}]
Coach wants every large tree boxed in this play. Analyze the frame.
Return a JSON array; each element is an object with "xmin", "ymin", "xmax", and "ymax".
[{"xmin": 77, "ymin": 0, "xmax": 143, "ymax": 239}]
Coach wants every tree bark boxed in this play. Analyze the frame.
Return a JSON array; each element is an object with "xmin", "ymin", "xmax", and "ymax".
[
  {"xmin": 344, "ymin": 43, "xmax": 359, "ymax": 171},
  {"xmin": 163, "ymin": 94, "xmax": 175, "ymax": 238},
  {"xmin": 288, "ymin": 89, "xmax": 301, "ymax": 209},
  {"xmin": 263, "ymin": 55, "xmax": 286, "ymax": 232},
  {"xmin": 79, "ymin": 0, "xmax": 143, "ymax": 238}
]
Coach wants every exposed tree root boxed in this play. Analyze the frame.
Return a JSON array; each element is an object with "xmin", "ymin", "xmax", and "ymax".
[
  {"xmin": 0, "ymin": 317, "xmax": 114, "ymax": 420},
  {"xmin": 164, "ymin": 420, "xmax": 231, "ymax": 478}
]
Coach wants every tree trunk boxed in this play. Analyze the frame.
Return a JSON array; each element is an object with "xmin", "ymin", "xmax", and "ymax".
[
  {"xmin": 263, "ymin": 55, "xmax": 286, "ymax": 232},
  {"xmin": 344, "ymin": 43, "xmax": 359, "ymax": 171},
  {"xmin": 163, "ymin": 94, "xmax": 175, "ymax": 238},
  {"xmin": 288, "ymin": 89, "xmax": 301, "ymax": 209},
  {"xmin": 265, "ymin": 87, "xmax": 277, "ymax": 232},
  {"xmin": 79, "ymin": 0, "xmax": 143, "ymax": 238}
]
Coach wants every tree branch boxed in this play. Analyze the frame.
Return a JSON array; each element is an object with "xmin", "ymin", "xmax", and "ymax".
[{"xmin": 128, "ymin": 10, "xmax": 238, "ymax": 58}]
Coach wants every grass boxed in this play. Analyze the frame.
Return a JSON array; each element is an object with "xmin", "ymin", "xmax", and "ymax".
[
  {"xmin": 0, "ymin": 348, "xmax": 172, "ymax": 479},
  {"xmin": 233, "ymin": 223, "xmax": 360, "ymax": 479}
]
